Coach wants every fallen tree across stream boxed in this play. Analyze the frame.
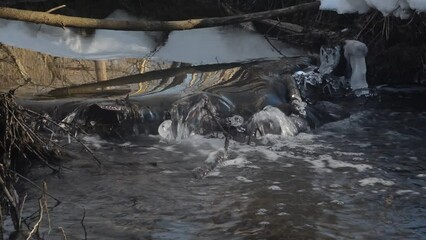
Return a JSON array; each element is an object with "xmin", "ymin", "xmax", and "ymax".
[{"xmin": 0, "ymin": 2, "xmax": 319, "ymax": 31}]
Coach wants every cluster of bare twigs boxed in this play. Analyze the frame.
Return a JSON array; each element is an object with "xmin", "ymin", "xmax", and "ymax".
[{"xmin": 0, "ymin": 91, "xmax": 65, "ymax": 239}]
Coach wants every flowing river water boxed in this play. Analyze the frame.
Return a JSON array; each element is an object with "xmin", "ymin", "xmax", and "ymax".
[
  {"xmin": 1, "ymin": 12, "xmax": 426, "ymax": 240},
  {"xmin": 10, "ymin": 102, "xmax": 425, "ymax": 240}
]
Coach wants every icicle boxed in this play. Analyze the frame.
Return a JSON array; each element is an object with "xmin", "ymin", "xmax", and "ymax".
[{"xmin": 343, "ymin": 40, "xmax": 369, "ymax": 95}]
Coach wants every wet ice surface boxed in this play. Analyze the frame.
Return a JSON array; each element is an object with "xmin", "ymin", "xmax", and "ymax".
[{"xmin": 13, "ymin": 107, "xmax": 426, "ymax": 240}]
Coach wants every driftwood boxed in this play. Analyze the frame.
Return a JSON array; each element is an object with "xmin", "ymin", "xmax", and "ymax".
[{"xmin": 0, "ymin": 2, "xmax": 319, "ymax": 31}]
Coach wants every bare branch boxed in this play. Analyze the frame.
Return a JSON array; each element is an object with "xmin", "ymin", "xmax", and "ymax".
[{"xmin": 0, "ymin": 2, "xmax": 320, "ymax": 31}]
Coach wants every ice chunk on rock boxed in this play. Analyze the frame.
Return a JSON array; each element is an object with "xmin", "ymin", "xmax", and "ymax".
[
  {"xmin": 247, "ymin": 106, "xmax": 298, "ymax": 137},
  {"xmin": 158, "ymin": 120, "xmax": 173, "ymax": 140}
]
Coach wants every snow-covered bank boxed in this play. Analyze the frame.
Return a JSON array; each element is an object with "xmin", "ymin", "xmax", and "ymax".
[
  {"xmin": 320, "ymin": 0, "xmax": 426, "ymax": 19},
  {"xmin": 0, "ymin": 10, "xmax": 303, "ymax": 64}
]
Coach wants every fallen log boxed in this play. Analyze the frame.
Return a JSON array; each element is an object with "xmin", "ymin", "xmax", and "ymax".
[{"xmin": 0, "ymin": 2, "xmax": 320, "ymax": 31}]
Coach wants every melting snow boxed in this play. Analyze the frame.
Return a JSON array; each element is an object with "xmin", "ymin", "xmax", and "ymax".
[{"xmin": 320, "ymin": 0, "xmax": 426, "ymax": 19}]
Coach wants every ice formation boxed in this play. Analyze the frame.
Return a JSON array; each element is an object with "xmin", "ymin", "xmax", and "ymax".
[
  {"xmin": 166, "ymin": 93, "xmax": 235, "ymax": 140},
  {"xmin": 320, "ymin": 0, "xmax": 426, "ymax": 19},
  {"xmin": 247, "ymin": 106, "xmax": 298, "ymax": 137},
  {"xmin": 343, "ymin": 40, "xmax": 369, "ymax": 92},
  {"xmin": 319, "ymin": 46, "xmax": 341, "ymax": 75},
  {"xmin": 294, "ymin": 40, "xmax": 369, "ymax": 97},
  {"xmin": 158, "ymin": 120, "xmax": 173, "ymax": 140}
]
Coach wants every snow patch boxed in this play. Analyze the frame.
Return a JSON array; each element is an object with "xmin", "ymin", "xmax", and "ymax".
[
  {"xmin": 320, "ymin": 0, "xmax": 426, "ymax": 18},
  {"xmin": 0, "ymin": 10, "xmax": 300, "ymax": 63}
]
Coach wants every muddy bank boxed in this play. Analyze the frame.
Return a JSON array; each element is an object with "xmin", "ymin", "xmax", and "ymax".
[{"xmin": 0, "ymin": 45, "xmax": 175, "ymax": 95}]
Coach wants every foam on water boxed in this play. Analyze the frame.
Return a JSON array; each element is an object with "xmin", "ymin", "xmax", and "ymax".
[
  {"xmin": 396, "ymin": 190, "xmax": 420, "ymax": 195},
  {"xmin": 306, "ymin": 154, "xmax": 372, "ymax": 173},
  {"xmin": 334, "ymin": 151, "xmax": 364, "ymax": 156},
  {"xmin": 359, "ymin": 177, "xmax": 395, "ymax": 186},
  {"xmin": 236, "ymin": 176, "xmax": 254, "ymax": 183},
  {"xmin": 221, "ymin": 156, "xmax": 257, "ymax": 168},
  {"xmin": 256, "ymin": 209, "xmax": 268, "ymax": 216},
  {"xmin": 268, "ymin": 185, "xmax": 282, "ymax": 191},
  {"xmin": 82, "ymin": 135, "xmax": 110, "ymax": 149}
]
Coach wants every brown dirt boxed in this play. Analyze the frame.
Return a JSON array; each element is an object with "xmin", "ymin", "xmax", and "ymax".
[{"xmin": 0, "ymin": 45, "xmax": 173, "ymax": 96}]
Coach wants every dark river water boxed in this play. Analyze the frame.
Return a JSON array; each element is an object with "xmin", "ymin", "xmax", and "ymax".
[{"xmin": 6, "ymin": 102, "xmax": 424, "ymax": 240}]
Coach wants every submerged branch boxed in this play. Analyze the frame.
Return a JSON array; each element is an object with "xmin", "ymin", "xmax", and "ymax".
[
  {"xmin": 46, "ymin": 61, "xmax": 258, "ymax": 97},
  {"xmin": 0, "ymin": 2, "xmax": 320, "ymax": 31}
]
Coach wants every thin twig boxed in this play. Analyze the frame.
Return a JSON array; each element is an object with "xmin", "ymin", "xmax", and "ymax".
[
  {"xmin": 18, "ymin": 194, "xmax": 27, "ymax": 230},
  {"xmin": 46, "ymin": 5, "xmax": 66, "ymax": 13},
  {"xmin": 26, "ymin": 198, "xmax": 43, "ymax": 240},
  {"xmin": 24, "ymin": 108, "xmax": 102, "ymax": 167},
  {"xmin": 58, "ymin": 227, "xmax": 68, "ymax": 240},
  {"xmin": 43, "ymin": 182, "xmax": 52, "ymax": 235},
  {"xmin": 13, "ymin": 171, "xmax": 61, "ymax": 204},
  {"xmin": 81, "ymin": 208, "xmax": 87, "ymax": 240},
  {"xmin": 356, "ymin": 11, "xmax": 378, "ymax": 39}
]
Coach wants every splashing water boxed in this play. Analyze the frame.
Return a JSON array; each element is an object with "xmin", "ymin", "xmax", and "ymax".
[
  {"xmin": 168, "ymin": 93, "xmax": 234, "ymax": 140},
  {"xmin": 247, "ymin": 106, "xmax": 299, "ymax": 137}
]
